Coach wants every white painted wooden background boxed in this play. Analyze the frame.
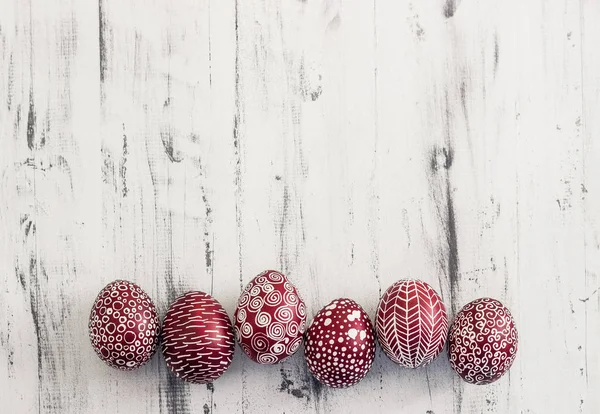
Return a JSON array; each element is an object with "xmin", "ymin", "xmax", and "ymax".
[{"xmin": 0, "ymin": 0, "xmax": 599, "ymax": 413}]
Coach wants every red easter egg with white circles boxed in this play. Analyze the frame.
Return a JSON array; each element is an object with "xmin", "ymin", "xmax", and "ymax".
[
  {"xmin": 88, "ymin": 280, "xmax": 160, "ymax": 370},
  {"xmin": 162, "ymin": 291, "xmax": 235, "ymax": 384},
  {"xmin": 304, "ymin": 298, "xmax": 376, "ymax": 388},
  {"xmin": 448, "ymin": 297, "xmax": 518, "ymax": 384},
  {"xmin": 376, "ymin": 279, "xmax": 448, "ymax": 368},
  {"xmin": 234, "ymin": 270, "xmax": 307, "ymax": 364}
]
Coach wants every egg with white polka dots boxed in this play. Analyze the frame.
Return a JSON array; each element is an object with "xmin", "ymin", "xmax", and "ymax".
[
  {"xmin": 88, "ymin": 280, "xmax": 160, "ymax": 370},
  {"xmin": 304, "ymin": 298, "xmax": 376, "ymax": 388}
]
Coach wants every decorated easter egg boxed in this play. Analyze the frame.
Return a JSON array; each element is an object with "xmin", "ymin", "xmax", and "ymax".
[
  {"xmin": 162, "ymin": 291, "xmax": 235, "ymax": 384},
  {"xmin": 88, "ymin": 280, "xmax": 160, "ymax": 370},
  {"xmin": 234, "ymin": 270, "xmax": 306, "ymax": 364},
  {"xmin": 376, "ymin": 279, "xmax": 448, "ymax": 368},
  {"xmin": 448, "ymin": 297, "xmax": 518, "ymax": 384},
  {"xmin": 304, "ymin": 298, "xmax": 376, "ymax": 388}
]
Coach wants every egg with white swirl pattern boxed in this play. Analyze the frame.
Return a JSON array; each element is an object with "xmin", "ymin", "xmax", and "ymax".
[
  {"xmin": 234, "ymin": 270, "xmax": 306, "ymax": 364},
  {"xmin": 448, "ymin": 297, "xmax": 518, "ymax": 385}
]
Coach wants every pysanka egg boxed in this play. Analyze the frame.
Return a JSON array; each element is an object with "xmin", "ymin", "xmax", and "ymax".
[
  {"xmin": 234, "ymin": 270, "xmax": 307, "ymax": 364},
  {"xmin": 304, "ymin": 298, "xmax": 376, "ymax": 388},
  {"xmin": 376, "ymin": 279, "xmax": 448, "ymax": 368},
  {"xmin": 88, "ymin": 280, "xmax": 160, "ymax": 370},
  {"xmin": 448, "ymin": 297, "xmax": 518, "ymax": 384},
  {"xmin": 162, "ymin": 291, "xmax": 236, "ymax": 384}
]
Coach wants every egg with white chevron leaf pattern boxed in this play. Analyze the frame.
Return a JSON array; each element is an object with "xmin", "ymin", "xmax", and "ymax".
[
  {"xmin": 376, "ymin": 279, "xmax": 448, "ymax": 368},
  {"xmin": 448, "ymin": 297, "xmax": 518, "ymax": 385},
  {"xmin": 162, "ymin": 291, "xmax": 235, "ymax": 384},
  {"xmin": 234, "ymin": 270, "xmax": 307, "ymax": 364}
]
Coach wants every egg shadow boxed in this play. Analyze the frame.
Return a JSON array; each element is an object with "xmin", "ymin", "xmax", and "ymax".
[{"xmin": 370, "ymin": 342, "xmax": 457, "ymax": 409}]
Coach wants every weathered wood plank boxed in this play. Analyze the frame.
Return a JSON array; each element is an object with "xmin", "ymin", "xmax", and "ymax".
[
  {"xmin": 231, "ymin": 0, "xmax": 325, "ymax": 411},
  {"xmin": 372, "ymin": 0, "xmax": 484, "ymax": 412},
  {"xmin": 0, "ymin": 3, "xmax": 39, "ymax": 411},
  {"xmin": 508, "ymin": 1, "xmax": 588, "ymax": 413},
  {"xmin": 0, "ymin": 0, "xmax": 101, "ymax": 412},
  {"xmin": 580, "ymin": 0, "xmax": 600, "ymax": 412}
]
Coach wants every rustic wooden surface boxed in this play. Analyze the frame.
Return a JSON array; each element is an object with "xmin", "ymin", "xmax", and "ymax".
[{"xmin": 1, "ymin": 0, "xmax": 599, "ymax": 412}]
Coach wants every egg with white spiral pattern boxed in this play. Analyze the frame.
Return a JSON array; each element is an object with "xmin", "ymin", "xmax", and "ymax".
[
  {"xmin": 448, "ymin": 297, "xmax": 518, "ymax": 384},
  {"xmin": 304, "ymin": 298, "xmax": 376, "ymax": 388},
  {"xmin": 234, "ymin": 270, "xmax": 306, "ymax": 364},
  {"xmin": 88, "ymin": 280, "xmax": 160, "ymax": 370}
]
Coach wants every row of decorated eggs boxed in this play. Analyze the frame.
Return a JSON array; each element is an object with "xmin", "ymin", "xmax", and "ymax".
[{"xmin": 89, "ymin": 271, "xmax": 518, "ymax": 387}]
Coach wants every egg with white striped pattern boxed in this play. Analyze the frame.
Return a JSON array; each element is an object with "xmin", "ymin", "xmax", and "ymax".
[{"xmin": 162, "ymin": 291, "xmax": 236, "ymax": 384}]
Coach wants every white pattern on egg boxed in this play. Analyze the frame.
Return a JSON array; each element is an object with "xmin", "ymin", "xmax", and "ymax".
[{"xmin": 347, "ymin": 310, "xmax": 361, "ymax": 322}]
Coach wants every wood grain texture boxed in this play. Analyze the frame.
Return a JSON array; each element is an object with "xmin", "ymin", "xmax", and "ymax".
[{"xmin": 0, "ymin": 0, "xmax": 598, "ymax": 413}]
